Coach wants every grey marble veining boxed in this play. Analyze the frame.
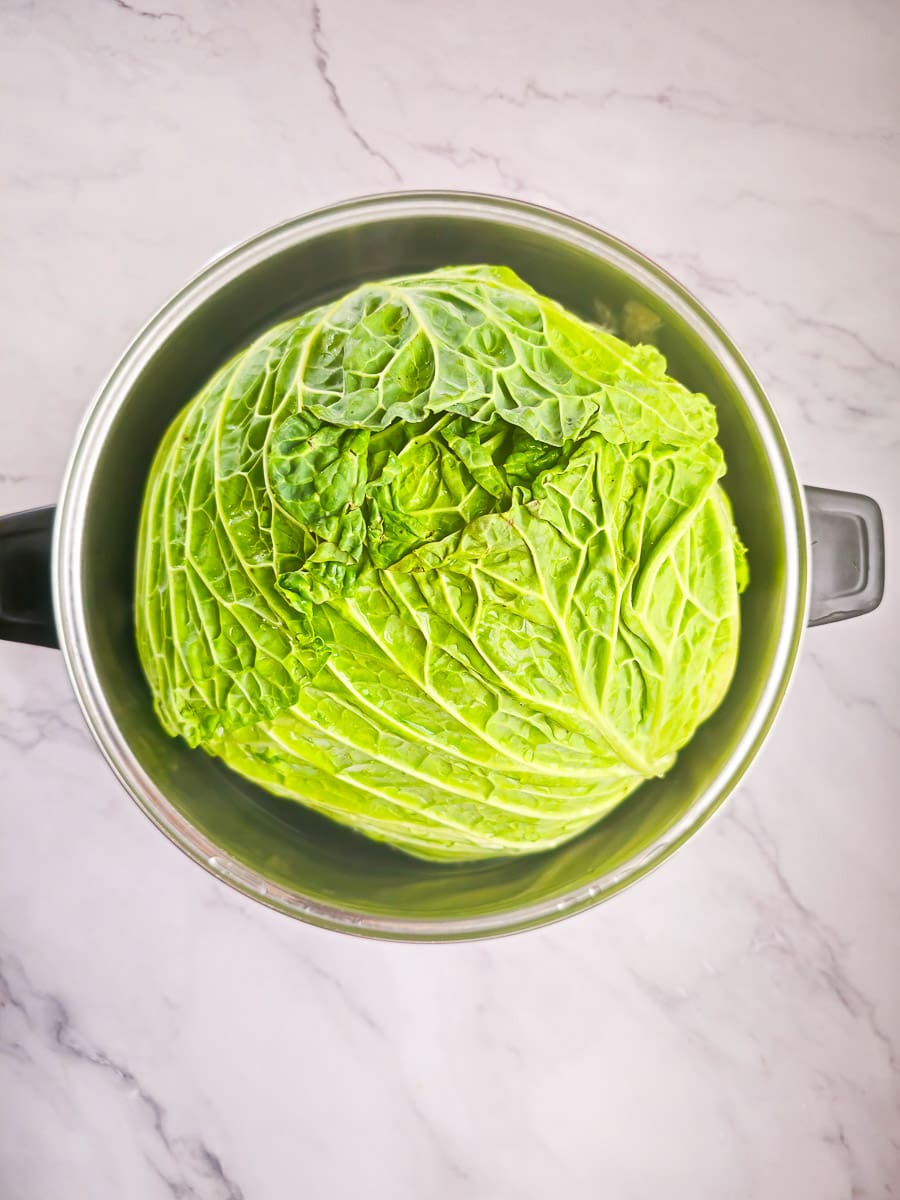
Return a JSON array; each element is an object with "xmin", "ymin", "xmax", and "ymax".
[{"xmin": 1, "ymin": 0, "xmax": 898, "ymax": 1196}]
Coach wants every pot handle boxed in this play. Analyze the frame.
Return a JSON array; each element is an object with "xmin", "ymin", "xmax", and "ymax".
[
  {"xmin": 0, "ymin": 506, "xmax": 59, "ymax": 648},
  {"xmin": 805, "ymin": 486, "xmax": 884, "ymax": 626}
]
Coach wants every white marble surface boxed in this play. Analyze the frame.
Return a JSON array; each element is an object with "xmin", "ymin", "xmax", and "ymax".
[{"xmin": 1, "ymin": 0, "xmax": 899, "ymax": 1195}]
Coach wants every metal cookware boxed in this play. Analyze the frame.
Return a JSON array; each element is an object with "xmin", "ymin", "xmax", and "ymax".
[{"xmin": 0, "ymin": 193, "xmax": 884, "ymax": 939}]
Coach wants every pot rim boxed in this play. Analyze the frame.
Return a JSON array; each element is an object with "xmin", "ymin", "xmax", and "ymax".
[{"xmin": 52, "ymin": 190, "xmax": 809, "ymax": 940}]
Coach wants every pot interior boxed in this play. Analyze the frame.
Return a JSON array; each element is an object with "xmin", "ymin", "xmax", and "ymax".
[{"xmin": 68, "ymin": 197, "xmax": 802, "ymax": 935}]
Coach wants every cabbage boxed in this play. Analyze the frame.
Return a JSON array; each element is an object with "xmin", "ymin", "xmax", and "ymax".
[{"xmin": 135, "ymin": 266, "xmax": 747, "ymax": 862}]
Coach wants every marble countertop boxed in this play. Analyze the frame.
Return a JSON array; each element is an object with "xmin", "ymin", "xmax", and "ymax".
[{"xmin": 2, "ymin": 1, "xmax": 898, "ymax": 1196}]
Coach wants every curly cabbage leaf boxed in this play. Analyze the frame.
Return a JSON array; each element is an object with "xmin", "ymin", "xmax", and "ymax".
[{"xmin": 136, "ymin": 265, "xmax": 747, "ymax": 862}]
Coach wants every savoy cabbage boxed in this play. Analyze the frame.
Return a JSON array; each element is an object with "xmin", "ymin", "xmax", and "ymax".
[{"xmin": 136, "ymin": 265, "xmax": 747, "ymax": 861}]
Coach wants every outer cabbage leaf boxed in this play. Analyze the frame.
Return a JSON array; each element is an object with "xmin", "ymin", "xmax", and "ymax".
[
  {"xmin": 297, "ymin": 265, "xmax": 717, "ymax": 447},
  {"xmin": 200, "ymin": 435, "xmax": 740, "ymax": 860}
]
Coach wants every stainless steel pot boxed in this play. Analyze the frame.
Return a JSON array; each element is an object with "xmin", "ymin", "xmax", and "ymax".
[{"xmin": 0, "ymin": 193, "xmax": 885, "ymax": 940}]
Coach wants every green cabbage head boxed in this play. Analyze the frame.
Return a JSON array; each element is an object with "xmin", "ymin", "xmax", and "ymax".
[{"xmin": 136, "ymin": 265, "xmax": 747, "ymax": 862}]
